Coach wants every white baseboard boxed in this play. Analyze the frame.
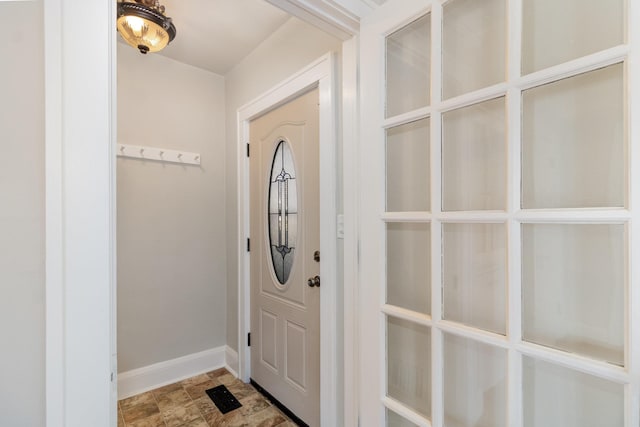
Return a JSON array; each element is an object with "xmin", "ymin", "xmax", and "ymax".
[
  {"xmin": 118, "ymin": 346, "xmax": 228, "ymax": 400},
  {"xmin": 225, "ymin": 346, "xmax": 239, "ymax": 378}
]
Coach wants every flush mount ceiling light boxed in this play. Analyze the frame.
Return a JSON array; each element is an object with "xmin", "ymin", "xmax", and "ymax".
[{"xmin": 117, "ymin": 0, "xmax": 177, "ymax": 54}]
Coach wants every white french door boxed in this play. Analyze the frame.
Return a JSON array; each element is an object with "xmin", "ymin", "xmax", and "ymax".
[{"xmin": 359, "ymin": 0, "xmax": 640, "ymax": 426}]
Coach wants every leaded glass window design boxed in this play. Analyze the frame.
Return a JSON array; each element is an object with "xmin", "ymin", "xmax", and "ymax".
[{"xmin": 268, "ymin": 140, "xmax": 298, "ymax": 284}]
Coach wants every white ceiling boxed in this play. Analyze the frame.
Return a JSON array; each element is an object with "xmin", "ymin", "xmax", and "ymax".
[
  {"xmin": 119, "ymin": 0, "xmax": 389, "ymax": 74},
  {"xmin": 150, "ymin": 0, "xmax": 291, "ymax": 75}
]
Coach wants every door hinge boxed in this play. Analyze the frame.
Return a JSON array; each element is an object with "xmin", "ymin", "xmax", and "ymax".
[
  {"xmin": 246, "ymin": 143, "xmax": 250, "ymax": 157},
  {"xmin": 247, "ymin": 238, "xmax": 250, "ymax": 252},
  {"xmin": 247, "ymin": 332, "xmax": 251, "ymax": 347},
  {"xmin": 110, "ymin": 372, "xmax": 115, "ymax": 382}
]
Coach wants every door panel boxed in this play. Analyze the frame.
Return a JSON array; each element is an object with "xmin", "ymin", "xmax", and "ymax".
[
  {"xmin": 260, "ymin": 309, "xmax": 278, "ymax": 371},
  {"xmin": 285, "ymin": 320, "xmax": 307, "ymax": 390},
  {"xmin": 250, "ymin": 87, "xmax": 320, "ymax": 426},
  {"xmin": 360, "ymin": 1, "xmax": 635, "ymax": 426}
]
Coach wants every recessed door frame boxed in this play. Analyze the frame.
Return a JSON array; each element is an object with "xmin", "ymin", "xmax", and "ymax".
[
  {"xmin": 45, "ymin": 0, "xmax": 368, "ymax": 425},
  {"xmin": 237, "ymin": 53, "xmax": 339, "ymax": 427}
]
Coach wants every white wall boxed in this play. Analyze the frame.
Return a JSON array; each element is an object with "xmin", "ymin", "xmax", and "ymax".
[
  {"xmin": 224, "ymin": 15, "xmax": 342, "ymax": 355},
  {"xmin": 117, "ymin": 44, "xmax": 227, "ymax": 372},
  {"xmin": 0, "ymin": 2, "xmax": 45, "ymax": 426}
]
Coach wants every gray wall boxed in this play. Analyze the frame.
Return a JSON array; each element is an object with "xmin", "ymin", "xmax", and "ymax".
[
  {"xmin": 0, "ymin": 2, "xmax": 45, "ymax": 426},
  {"xmin": 224, "ymin": 16, "xmax": 343, "ymax": 354},
  {"xmin": 117, "ymin": 45, "xmax": 227, "ymax": 372}
]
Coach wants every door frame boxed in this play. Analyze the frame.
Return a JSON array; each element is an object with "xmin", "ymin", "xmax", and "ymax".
[
  {"xmin": 44, "ymin": 0, "xmax": 366, "ymax": 425},
  {"xmin": 237, "ymin": 52, "xmax": 338, "ymax": 426},
  {"xmin": 44, "ymin": 0, "xmax": 118, "ymax": 426}
]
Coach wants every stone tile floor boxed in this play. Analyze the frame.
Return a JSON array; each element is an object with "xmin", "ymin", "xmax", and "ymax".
[{"xmin": 118, "ymin": 368, "xmax": 296, "ymax": 427}]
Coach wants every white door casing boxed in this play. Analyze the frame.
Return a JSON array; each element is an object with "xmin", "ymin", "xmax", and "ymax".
[
  {"xmin": 237, "ymin": 53, "xmax": 338, "ymax": 427},
  {"xmin": 359, "ymin": 0, "xmax": 640, "ymax": 426},
  {"xmin": 250, "ymin": 88, "xmax": 321, "ymax": 426},
  {"xmin": 45, "ymin": 0, "xmax": 118, "ymax": 426}
]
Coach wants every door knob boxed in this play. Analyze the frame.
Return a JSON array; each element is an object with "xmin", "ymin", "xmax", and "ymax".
[{"xmin": 307, "ymin": 275, "xmax": 320, "ymax": 288}]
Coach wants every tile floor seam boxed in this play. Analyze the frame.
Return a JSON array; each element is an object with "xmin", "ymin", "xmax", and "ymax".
[
  {"xmin": 150, "ymin": 386, "xmax": 168, "ymax": 427},
  {"xmin": 184, "ymin": 380, "xmax": 208, "ymax": 426}
]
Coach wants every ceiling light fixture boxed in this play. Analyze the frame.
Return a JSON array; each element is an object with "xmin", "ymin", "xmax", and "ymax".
[{"xmin": 117, "ymin": 0, "xmax": 177, "ymax": 54}]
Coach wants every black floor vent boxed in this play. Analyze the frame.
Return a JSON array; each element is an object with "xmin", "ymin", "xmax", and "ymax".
[{"xmin": 205, "ymin": 384, "xmax": 242, "ymax": 414}]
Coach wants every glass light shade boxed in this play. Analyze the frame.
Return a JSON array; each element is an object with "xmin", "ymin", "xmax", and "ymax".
[{"xmin": 117, "ymin": 2, "xmax": 176, "ymax": 54}]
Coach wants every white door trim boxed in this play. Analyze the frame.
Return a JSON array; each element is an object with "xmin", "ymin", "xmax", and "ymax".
[
  {"xmin": 341, "ymin": 35, "xmax": 360, "ymax": 427},
  {"xmin": 237, "ymin": 52, "xmax": 338, "ymax": 426},
  {"xmin": 264, "ymin": 0, "xmax": 376, "ymax": 40},
  {"xmin": 44, "ymin": 0, "xmax": 118, "ymax": 426}
]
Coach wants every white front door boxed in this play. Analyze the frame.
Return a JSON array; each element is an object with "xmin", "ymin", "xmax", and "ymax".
[
  {"xmin": 250, "ymin": 87, "xmax": 320, "ymax": 426},
  {"xmin": 359, "ymin": 0, "xmax": 639, "ymax": 426}
]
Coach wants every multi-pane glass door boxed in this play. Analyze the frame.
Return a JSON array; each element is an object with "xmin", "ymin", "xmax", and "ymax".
[{"xmin": 359, "ymin": 0, "xmax": 638, "ymax": 426}]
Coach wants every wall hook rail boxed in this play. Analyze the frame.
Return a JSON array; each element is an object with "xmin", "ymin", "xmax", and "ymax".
[{"xmin": 117, "ymin": 143, "xmax": 201, "ymax": 166}]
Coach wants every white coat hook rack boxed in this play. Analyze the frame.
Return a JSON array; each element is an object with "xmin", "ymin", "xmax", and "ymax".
[{"xmin": 117, "ymin": 144, "xmax": 201, "ymax": 166}]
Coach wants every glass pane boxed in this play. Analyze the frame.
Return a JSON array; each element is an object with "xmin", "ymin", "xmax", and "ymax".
[
  {"xmin": 523, "ymin": 357, "xmax": 624, "ymax": 427},
  {"xmin": 387, "ymin": 223, "xmax": 431, "ymax": 314},
  {"xmin": 522, "ymin": 224, "xmax": 625, "ymax": 365},
  {"xmin": 444, "ymin": 334, "xmax": 507, "ymax": 427},
  {"xmin": 387, "ymin": 409, "xmax": 419, "ymax": 427},
  {"xmin": 442, "ymin": 223, "xmax": 506, "ymax": 334},
  {"xmin": 522, "ymin": 0, "xmax": 624, "ymax": 74},
  {"xmin": 268, "ymin": 140, "xmax": 298, "ymax": 284},
  {"xmin": 387, "ymin": 316, "xmax": 431, "ymax": 418},
  {"xmin": 386, "ymin": 118, "xmax": 430, "ymax": 212},
  {"xmin": 386, "ymin": 14, "xmax": 430, "ymax": 117},
  {"xmin": 442, "ymin": 97, "xmax": 506, "ymax": 211},
  {"xmin": 522, "ymin": 64, "xmax": 624, "ymax": 209},
  {"xmin": 442, "ymin": 0, "xmax": 505, "ymax": 99}
]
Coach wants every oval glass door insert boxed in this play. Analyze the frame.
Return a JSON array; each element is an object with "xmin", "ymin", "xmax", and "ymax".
[{"xmin": 268, "ymin": 140, "xmax": 298, "ymax": 284}]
